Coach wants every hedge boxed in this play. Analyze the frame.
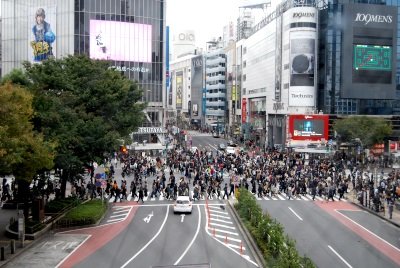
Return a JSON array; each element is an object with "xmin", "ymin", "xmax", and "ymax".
[
  {"xmin": 58, "ymin": 199, "xmax": 107, "ymax": 227},
  {"xmin": 234, "ymin": 188, "xmax": 315, "ymax": 268},
  {"xmin": 45, "ymin": 196, "xmax": 81, "ymax": 214}
]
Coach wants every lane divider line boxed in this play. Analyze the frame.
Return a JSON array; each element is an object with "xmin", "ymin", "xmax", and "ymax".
[
  {"xmin": 120, "ymin": 205, "xmax": 170, "ymax": 268},
  {"xmin": 174, "ymin": 205, "xmax": 201, "ymax": 265},
  {"xmin": 328, "ymin": 245, "xmax": 353, "ymax": 268},
  {"xmin": 288, "ymin": 207, "xmax": 303, "ymax": 221}
]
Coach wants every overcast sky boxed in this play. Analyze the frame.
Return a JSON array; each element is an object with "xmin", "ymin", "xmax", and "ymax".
[{"xmin": 166, "ymin": 0, "xmax": 268, "ymax": 48}]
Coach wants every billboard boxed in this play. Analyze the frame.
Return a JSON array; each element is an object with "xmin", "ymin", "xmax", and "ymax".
[
  {"xmin": 241, "ymin": 98, "xmax": 247, "ymax": 123},
  {"xmin": 288, "ymin": 30, "xmax": 316, "ymax": 107},
  {"xmin": 30, "ymin": 6, "xmax": 56, "ymax": 62},
  {"xmin": 342, "ymin": 4, "xmax": 397, "ymax": 99},
  {"xmin": 89, "ymin": 20, "xmax": 152, "ymax": 63},
  {"xmin": 191, "ymin": 55, "xmax": 203, "ymax": 118},
  {"xmin": 288, "ymin": 114, "xmax": 329, "ymax": 141},
  {"xmin": 176, "ymin": 71, "xmax": 183, "ymax": 109}
]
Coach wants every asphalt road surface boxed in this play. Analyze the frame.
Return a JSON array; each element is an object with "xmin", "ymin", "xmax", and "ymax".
[{"xmin": 258, "ymin": 198, "xmax": 400, "ymax": 268}]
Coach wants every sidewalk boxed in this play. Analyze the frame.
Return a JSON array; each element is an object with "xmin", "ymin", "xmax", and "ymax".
[
  {"xmin": 346, "ymin": 186, "xmax": 400, "ymax": 228},
  {"xmin": 0, "ymin": 181, "xmax": 73, "ymax": 266}
]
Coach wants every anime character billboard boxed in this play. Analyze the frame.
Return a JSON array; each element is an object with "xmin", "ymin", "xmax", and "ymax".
[{"xmin": 30, "ymin": 7, "xmax": 56, "ymax": 62}]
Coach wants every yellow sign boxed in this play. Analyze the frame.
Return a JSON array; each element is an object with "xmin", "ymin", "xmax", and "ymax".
[{"xmin": 231, "ymin": 86, "xmax": 237, "ymax": 101}]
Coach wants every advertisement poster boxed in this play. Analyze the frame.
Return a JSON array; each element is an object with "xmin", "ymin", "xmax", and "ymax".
[
  {"xmin": 90, "ymin": 20, "xmax": 152, "ymax": 63},
  {"xmin": 288, "ymin": 114, "xmax": 329, "ymax": 141},
  {"xmin": 192, "ymin": 104, "xmax": 198, "ymax": 116},
  {"xmin": 168, "ymin": 73, "xmax": 173, "ymax": 106},
  {"xmin": 290, "ymin": 38, "xmax": 315, "ymax": 87},
  {"xmin": 241, "ymin": 98, "xmax": 247, "ymax": 123},
  {"xmin": 30, "ymin": 6, "xmax": 56, "ymax": 62},
  {"xmin": 176, "ymin": 72, "xmax": 183, "ymax": 109}
]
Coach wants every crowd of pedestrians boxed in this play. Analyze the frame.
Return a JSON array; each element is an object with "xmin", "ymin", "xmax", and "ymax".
[{"xmin": 85, "ymin": 143, "xmax": 400, "ymax": 213}]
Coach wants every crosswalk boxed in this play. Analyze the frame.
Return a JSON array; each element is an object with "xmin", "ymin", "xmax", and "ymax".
[
  {"xmin": 250, "ymin": 191, "xmax": 347, "ymax": 202},
  {"xmin": 104, "ymin": 189, "xmax": 347, "ymax": 203},
  {"xmin": 107, "ymin": 205, "xmax": 132, "ymax": 223}
]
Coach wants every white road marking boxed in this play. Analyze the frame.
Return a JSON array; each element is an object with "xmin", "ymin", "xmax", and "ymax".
[
  {"xmin": 113, "ymin": 210, "xmax": 130, "ymax": 214},
  {"xmin": 228, "ymin": 243, "xmax": 246, "ymax": 250},
  {"xmin": 209, "ymin": 222, "xmax": 236, "ymax": 229},
  {"xmin": 300, "ymin": 195, "xmax": 309, "ymax": 201},
  {"xmin": 204, "ymin": 207, "xmax": 258, "ymax": 267},
  {"xmin": 210, "ymin": 213, "xmax": 231, "ymax": 219},
  {"xmin": 277, "ymin": 194, "xmax": 286, "ymax": 200},
  {"xmin": 174, "ymin": 205, "xmax": 201, "ymax": 265},
  {"xmin": 270, "ymin": 196, "xmax": 278, "ymax": 200},
  {"xmin": 55, "ymin": 235, "xmax": 91, "ymax": 268},
  {"xmin": 143, "ymin": 211, "xmax": 154, "ymax": 223},
  {"xmin": 263, "ymin": 196, "xmax": 270, "ymax": 200},
  {"xmin": 121, "ymin": 206, "xmax": 170, "ymax": 268},
  {"xmin": 107, "ymin": 218, "xmax": 123, "ymax": 223},
  {"xmin": 208, "ymin": 227, "xmax": 239, "ymax": 236},
  {"xmin": 110, "ymin": 214, "xmax": 127, "ymax": 218},
  {"xmin": 213, "ymin": 234, "xmax": 242, "ymax": 242},
  {"xmin": 209, "ymin": 209, "xmax": 229, "ymax": 215},
  {"xmin": 181, "ymin": 214, "xmax": 185, "ymax": 223},
  {"xmin": 210, "ymin": 218, "xmax": 233, "ymax": 224},
  {"xmin": 328, "ymin": 245, "xmax": 353, "ymax": 268},
  {"xmin": 335, "ymin": 210, "xmax": 400, "ymax": 252},
  {"xmin": 288, "ymin": 207, "xmax": 303, "ymax": 221}
]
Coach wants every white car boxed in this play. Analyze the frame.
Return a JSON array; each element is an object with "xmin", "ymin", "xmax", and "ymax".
[
  {"xmin": 226, "ymin": 146, "xmax": 237, "ymax": 155},
  {"xmin": 174, "ymin": 196, "xmax": 193, "ymax": 214}
]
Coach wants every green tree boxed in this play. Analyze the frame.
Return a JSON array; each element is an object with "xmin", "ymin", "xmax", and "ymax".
[
  {"xmin": 21, "ymin": 55, "xmax": 146, "ymax": 197},
  {"xmin": 0, "ymin": 83, "xmax": 54, "ymax": 215},
  {"xmin": 333, "ymin": 116, "xmax": 392, "ymax": 148}
]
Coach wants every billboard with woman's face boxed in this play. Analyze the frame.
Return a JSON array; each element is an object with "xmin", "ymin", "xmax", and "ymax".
[{"xmin": 30, "ymin": 6, "xmax": 56, "ymax": 62}]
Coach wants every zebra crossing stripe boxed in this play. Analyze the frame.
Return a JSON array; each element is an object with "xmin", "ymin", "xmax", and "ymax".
[
  {"xmin": 256, "ymin": 196, "xmax": 262, "ymax": 200},
  {"xmin": 306, "ymin": 194, "xmax": 313, "ymax": 200},
  {"xmin": 315, "ymin": 196, "xmax": 324, "ymax": 201},
  {"xmin": 263, "ymin": 196, "xmax": 270, "ymax": 200},
  {"xmin": 271, "ymin": 196, "xmax": 278, "ymax": 200},
  {"xmin": 300, "ymin": 195, "xmax": 309, "ymax": 201},
  {"xmin": 277, "ymin": 194, "xmax": 286, "ymax": 200}
]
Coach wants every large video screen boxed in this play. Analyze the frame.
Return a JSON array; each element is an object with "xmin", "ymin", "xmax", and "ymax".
[
  {"xmin": 90, "ymin": 20, "xmax": 152, "ymax": 63},
  {"xmin": 293, "ymin": 119, "xmax": 324, "ymax": 138},
  {"xmin": 353, "ymin": 44, "xmax": 392, "ymax": 84},
  {"xmin": 288, "ymin": 114, "xmax": 329, "ymax": 141}
]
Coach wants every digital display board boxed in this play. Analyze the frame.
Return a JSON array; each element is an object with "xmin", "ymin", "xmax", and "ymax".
[
  {"xmin": 341, "ymin": 4, "xmax": 397, "ymax": 99},
  {"xmin": 90, "ymin": 20, "xmax": 152, "ymax": 63},
  {"xmin": 353, "ymin": 45, "xmax": 392, "ymax": 71},
  {"xmin": 288, "ymin": 114, "xmax": 329, "ymax": 141}
]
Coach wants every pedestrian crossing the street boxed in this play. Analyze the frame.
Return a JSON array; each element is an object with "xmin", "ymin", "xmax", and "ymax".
[
  {"xmin": 107, "ymin": 205, "xmax": 132, "ymax": 223},
  {"xmin": 104, "ymin": 189, "xmax": 347, "ymax": 203},
  {"xmin": 248, "ymin": 191, "xmax": 347, "ymax": 202}
]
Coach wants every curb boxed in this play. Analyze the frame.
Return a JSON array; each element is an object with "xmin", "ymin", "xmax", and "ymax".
[{"xmin": 227, "ymin": 200, "xmax": 266, "ymax": 268}]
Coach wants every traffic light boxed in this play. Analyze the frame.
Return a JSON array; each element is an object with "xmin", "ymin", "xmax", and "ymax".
[{"xmin": 120, "ymin": 145, "xmax": 128, "ymax": 154}]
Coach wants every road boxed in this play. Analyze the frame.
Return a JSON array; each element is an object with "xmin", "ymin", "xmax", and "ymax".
[
  {"xmin": 6, "ymin": 132, "xmax": 399, "ymax": 267},
  {"xmin": 4, "ymin": 132, "xmax": 258, "ymax": 268},
  {"xmin": 258, "ymin": 196, "xmax": 400, "ymax": 268}
]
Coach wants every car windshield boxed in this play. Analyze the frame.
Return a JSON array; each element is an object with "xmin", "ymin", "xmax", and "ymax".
[{"xmin": 177, "ymin": 200, "xmax": 189, "ymax": 204}]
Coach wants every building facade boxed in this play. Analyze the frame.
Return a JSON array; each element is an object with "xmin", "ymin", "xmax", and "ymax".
[
  {"xmin": 1, "ymin": 0, "xmax": 165, "ymax": 127},
  {"xmin": 205, "ymin": 45, "xmax": 227, "ymax": 132}
]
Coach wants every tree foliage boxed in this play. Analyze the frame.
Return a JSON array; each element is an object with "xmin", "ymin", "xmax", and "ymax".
[
  {"xmin": 0, "ymin": 83, "xmax": 54, "ymax": 181},
  {"xmin": 333, "ymin": 116, "xmax": 392, "ymax": 148},
  {"xmin": 17, "ymin": 55, "xmax": 146, "ymax": 196}
]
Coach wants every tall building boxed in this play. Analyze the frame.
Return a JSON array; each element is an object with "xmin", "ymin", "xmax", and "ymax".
[
  {"xmin": 318, "ymin": 0, "xmax": 399, "ymax": 116},
  {"xmin": 1, "ymin": 0, "xmax": 165, "ymax": 127},
  {"xmin": 205, "ymin": 39, "xmax": 227, "ymax": 132}
]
